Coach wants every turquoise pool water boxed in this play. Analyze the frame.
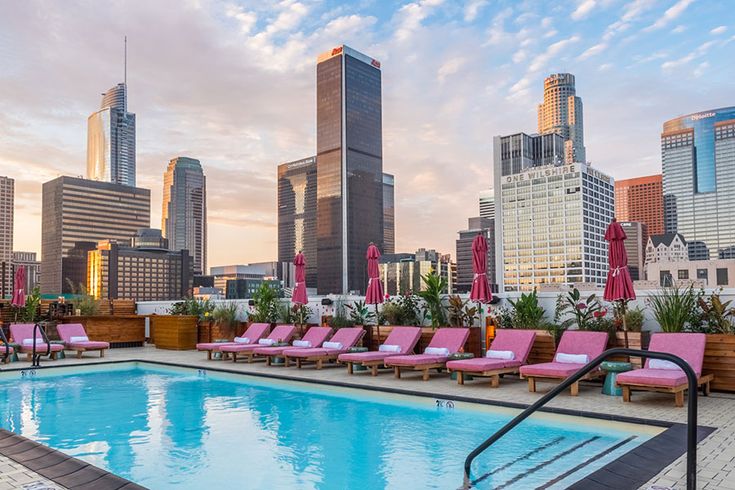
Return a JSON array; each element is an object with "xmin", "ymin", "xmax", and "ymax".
[{"xmin": 0, "ymin": 363, "xmax": 659, "ymax": 489}]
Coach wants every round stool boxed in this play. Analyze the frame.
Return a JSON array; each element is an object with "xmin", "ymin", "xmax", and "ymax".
[
  {"xmin": 50, "ymin": 341, "xmax": 66, "ymax": 359},
  {"xmin": 212, "ymin": 339, "xmax": 230, "ymax": 360},
  {"xmin": 601, "ymin": 361, "xmax": 634, "ymax": 396},
  {"xmin": 448, "ymin": 352, "xmax": 474, "ymax": 380},
  {"xmin": 348, "ymin": 347, "xmax": 369, "ymax": 371}
]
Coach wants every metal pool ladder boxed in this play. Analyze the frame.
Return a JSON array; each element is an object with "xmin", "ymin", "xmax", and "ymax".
[
  {"xmin": 30, "ymin": 323, "xmax": 52, "ymax": 368},
  {"xmin": 463, "ymin": 348, "xmax": 701, "ymax": 490}
]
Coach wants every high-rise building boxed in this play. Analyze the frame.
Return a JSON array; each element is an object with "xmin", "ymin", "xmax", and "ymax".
[
  {"xmin": 210, "ymin": 263, "xmax": 279, "ymax": 293},
  {"xmin": 479, "ymin": 189, "xmax": 495, "ymax": 220},
  {"xmin": 379, "ymin": 249, "xmax": 454, "ymax": 296},
  {"xmin": 278, "ymin": 156, "xmax": 317, "ymax": 288},
  {"xmin": 162, "ymin": 157, "xmax": 207, "ymax": 276},
  {"xmin": 537, "ymin": 73, "xmax": 586, "ymax": 164},
  {"xmin": 494, "ymin": 132, "xmax": 566, "ymax": 177},
  {"xmin": 455, "ymin": 217, "xmax": 496, "ymax": 294},
  {"xmin": 662, "ymin": 107, "xmax": 735, "ymax": 259},
  {"xmin": 87, "ymin": 83, "xmax": 136, "ymax": 187},
  {"xmin": 494, "ymin": 158, "xmax": 614, "ymax": 291},
  {"xmin": 0, "ymin": 176, "xmax": 13, "ymax": 298},
  {"xmin": 618, "ymin": 221, "xmax": 647, "ymax": 281},
  {"xmin": 12, "ymin": 251, "xmax": 41, "ymax": 294},
  {"xmin": 615, "ymin": 175, "xmax": 664, "ymax": 238},
  {"xmin": 87, "ymin": 229, "xmax": 192, "ymax": 301},
  {"xmin": 316, "ymin": 45, "xmax": 384, "ymax": 295},
  {"xmin": 383, "ymin": 173, "xmax": 395, "ymax": 255},
  {"xmin": 41, "ymin": 176, "xmax": 150, "ymax": 294}
]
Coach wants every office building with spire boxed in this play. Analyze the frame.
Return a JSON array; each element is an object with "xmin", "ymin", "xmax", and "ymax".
[
  {"xmin": 537, "ymin": 73, "xmax": 586, "ymax": 164},
  {"xmin": 162, "ymin": 157, "xmax": 207, "ymax": 276}
]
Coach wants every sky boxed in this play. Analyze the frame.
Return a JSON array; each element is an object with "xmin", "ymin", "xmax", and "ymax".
[{"xmin": 1, "ymin": 0, "xmax": 733, "ymax": 269}]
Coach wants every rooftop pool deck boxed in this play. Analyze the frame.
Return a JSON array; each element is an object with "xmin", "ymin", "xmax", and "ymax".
[{"xmin": 0, "ymin": 346, "xmax": 733, "ymax": 489}]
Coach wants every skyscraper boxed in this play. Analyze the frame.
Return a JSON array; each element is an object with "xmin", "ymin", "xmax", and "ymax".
[
  {"xmin": 316, "ymin": 45, "xmax": 384, "ymax": 294},
  {"xmin": 479, "ymin": 189, "xmax": 495, "ymax": 220},
  {"xmin": 383, "ymin": 173, "xmax": 395, "ymax": 255},
  {"xmin": 278, "ymin": 156, "xmax": 317, "ymax": 288},
  {"xmin": 41, "ymin": 176, "xmax": 150, "ymax": 294},
  {"xmin": 162, "ymin": 157, "xmax": 207, "ymax": 276},
  {"xmin": 0, "ymin": 176, "xmax": 13, "ymax": 298},
  {"xmin": 662, "ymin": 107, "xmax": 735, "ymax": 259},
  {"xmin": 87, "ymin": 83, "xmax": 137, "ymax": 187},
  {"xmin": 615, "ymin": 175, "xmax": 664, "ymax": 237},
  {"xmin": 537, "ymin": 73, "xmax": 586, "ymax": 164},
  {"xmin": 495, "ymin": 132, "xmax": 566, "ymax": 177},
  {"xmin": 455, "ymin": 217, "xmax": 495, "ymax": 293},
  {"xmin": 618, "ymin": 221, "xmax": 647, "ymax": 281}
]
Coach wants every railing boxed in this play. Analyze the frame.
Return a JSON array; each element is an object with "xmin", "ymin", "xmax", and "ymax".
[
  {"xmin": 0, "ymin": 328, "xmax": 10, "ymax": 364},
  {"xmin": 31, "ymin": 323, "xmax": 51, "ymax": 368},
  {"xmin": 463, "ymin": 348, "xmax": 700, "ymax": 490}
]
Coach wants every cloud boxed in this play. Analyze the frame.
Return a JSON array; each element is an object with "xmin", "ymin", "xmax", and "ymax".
[
  {"xmin": 528, "ymin": 35, "xmax": 581, "ymax": 72},
  {"xmin": 394, "ymin": 0, "xmax": 444, "ymax": 42},
  {"xmin": 598, "ymin": 63, "xmax": 614, "ymax": 71},
  {"xmin": 661, "ymin": 40, "xmax": 716, "ymax": 71},
  {"xmin": 463, "ymin": 0, "xmax": 488, "ymax": 22},
  {"xmin": 577, "ymin": 42, "xmax": 608, "ymax": 60},
  {"xmin": 436, "ymin": 57, "xmax": 466, "ymax": 82},
  {"xmin": 571, "ymin": 0, "xmax": 598, "ymax": 20},
  {"xmin": 225, "ymin": 4, "xmax": 257, "ymax": 34},
  {"xmin": 484, "ymin": 7, "xmax": 513, "ymax": 45},
  {"xmin": 672, "ymin": 25, "xmax": 687, "ymax": 33},
  {"xmin": 710, "ymin": 26, "xmax": 727, "ymax": 35},
  {"xmin": 644, "ymin": 0, "xmax": 695, "ymax": 31}
]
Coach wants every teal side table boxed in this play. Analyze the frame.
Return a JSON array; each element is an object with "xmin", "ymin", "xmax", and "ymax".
[
  {"xmin": 448, "ymin": 352, "xmax": 474, "ymax": 380},
  {"xmin": 602, "ymin": 361, "xmax": 633, "ymax": 396},
  {"xmin": 212, "ymin": 339, "xmax": 230, "ymax": 360},
  {"xmin": 7, "ymin": 343, "xmax": 20, "ymax": 363},
  {"xmin": 50, "ymin": 341, "xmax": 66, "ymax": 359},
  {"xmin": 348, "ymin": 347, "xmax": 369, "ymax": 371},
  {"xmin": 271, "ymin": 342, "xmax": 290, "ymax": 365}
]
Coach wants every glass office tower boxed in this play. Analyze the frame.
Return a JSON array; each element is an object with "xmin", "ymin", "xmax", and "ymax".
[
  {"xmin": 662, "ymin": 107, "xmax": 735, "ymax": 259},
  {"xmin": 537, "ymin": 73, "xmax": 586, "ymax": 164},
  {"xmin": 382, "ymin": 173, "xmax": 395, "ymax": 255},
  {"xmin": 316, "ymin": 45, "xmax": 384, "ymax": 294}
]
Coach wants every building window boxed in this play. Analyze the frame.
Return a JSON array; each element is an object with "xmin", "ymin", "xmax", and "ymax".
[
  {"xmin": 677, "ymin": 270, "xmax": 689, "ymax": 280},
  {"xmin": 716, "ymin": 268, "xmax": 729, "ymax": 286},
  {"xmin": 697, "ymin": 269, "xmax": 708, "ymax": 283},
  {"xmin": 659, "ymin": 270, "xmax": 672, "ymax": 287}
]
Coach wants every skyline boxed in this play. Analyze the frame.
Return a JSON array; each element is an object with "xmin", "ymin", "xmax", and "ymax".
[{"xmin": 2, "ymin": 0, "xmax": 734, "ymax": 267}]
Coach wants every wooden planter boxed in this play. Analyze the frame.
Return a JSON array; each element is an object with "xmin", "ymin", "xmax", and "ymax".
[
  {"xmin": 608, "ymin": 331, "xmax": 651, "ymax": 368},
  {"xmin": 151, "ymin": 316, "xmax": 198, "ymax": 350},
  {"xmin": 198, "ymin": 321, "xmax": 238, "ymax": 343},
  {"xmin": 525, "ymin": 330, "xmax": 556, "ymax": 364},
  {"xmin": 368, "ymin": 326, "xmax": 481, "ymax": 357},
  {"xmin": 60, "ymin": 315, "xmax": 146, "ymax": 347},
  {"xmin": 704, "ymin": 334, "xmax": 735, "ymax": 392}
]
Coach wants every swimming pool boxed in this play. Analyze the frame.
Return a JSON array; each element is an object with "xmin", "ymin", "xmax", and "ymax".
[{"xmin": 0, "ymin": 362, "xmax": 662, "ymax": 489}]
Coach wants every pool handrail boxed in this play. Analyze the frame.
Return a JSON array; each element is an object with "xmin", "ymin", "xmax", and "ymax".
[
  {"xmin": 0, "ymin": 328, "xmax": 10, "ymax": 363},
  {"xmin": 463, "ymin": 348, "xmax": 700, "ymax": 490},
  {"xmin": 31, "ymin": 322, "xmax": 52, "ymax": 368}
]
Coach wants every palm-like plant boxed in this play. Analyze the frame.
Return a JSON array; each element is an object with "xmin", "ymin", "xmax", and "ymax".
[
  {"xmin": 417, "ymin": 270, "xmax": 448, "ymax": 328},
  {"xmin": 508, "ymin": 289, "xmax": 545, "ymax": 328},
  {"xmin": 345, "ymin": 300, "xmax": 376, "ymax": 326},
  {"xmin": 250, "ymin": 283, "xmax": 279, "ymax": 323}
]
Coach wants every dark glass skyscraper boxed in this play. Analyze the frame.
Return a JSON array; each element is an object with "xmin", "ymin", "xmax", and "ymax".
[
  {"xmin": 316, "ymin": 45, "xmax": 383, "ymax": 294},
  {"xmin": 382, "ymin": 173, "xmax": 395, "ymax": 255},
  {"xmin": 278, "ymin": 156, "xmax": 318, "ymax": 289}
]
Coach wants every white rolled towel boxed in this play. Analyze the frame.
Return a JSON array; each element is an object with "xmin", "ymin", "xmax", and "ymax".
[
  {"xmin": 424, "ymin": 347, "xmax": 450, "ymax": 356},
  {"xmin": 70, "ymin": 336, "xmax": 89, "ymax": 343},
  {"xmin": 292, "ymin": 340, "xmax": 312, "ymax": 348},
  {"xmin": 234, "ymin": 337, "xmax": 250, "ymax": 344},
  {"xmin": 486, "ymin": 350, "xmax": 515, "ymax": 360},
  {"xmin": 258, "ymin": 338, "xmax": 276, "ymax": 346},
  {"xmin": 649, "ymin": 359, "xmax": 681, "ymax": 370},
  {"xmin": 555, "ymin": 353, "xmax": 589, "ymax": 364},
  {"xmin": 323, "ymin": 341, "xmax": 343, "ymax": 350},
  {"xmin": 22, "ymin": 338, "xmax": 44, "ymax": 346},
  {"xmin": 379, "ymin": 344, "xmax": 401, "ymax": 353}
]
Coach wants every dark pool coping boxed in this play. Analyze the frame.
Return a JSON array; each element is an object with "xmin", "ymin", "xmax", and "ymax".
[{"xmin": 0, "ymin": 359, "xmax": 717, "ymax": 490}]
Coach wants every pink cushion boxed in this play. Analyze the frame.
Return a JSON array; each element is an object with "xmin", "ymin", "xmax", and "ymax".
[
  {"xmin": 447, "ymin": 358, "xmax": 521, "ymax": 372},
  {"xmin": 555, "ymin": 330, "xmax": 609, "ymax": 360},
  {"xmin": 252, "ymin": 346, "xmax": 294, "ymax": 356},
  {"xmin": 66, "ymin": 341, "xmax": 110, "ymax": 349},
  {"xmin": 338, "ymin": 351, "xmax": 399, "ymax": 363},
  {"xmin": 323, "ymin": 327, "xmax": 364, "ymax": 349},
  {"xmin": 197, "ymin": 342, "xmax": 235, "ymax": 351},
  {"xmin": 644, "ymin": 333, "xmax": 705, "ymax": 374},
  {"xmin": 425, "ymin": 328, "xmax": 470, "ymax": 353},
  {"xmin": 385, "ymin": 354, "xmax": 448, "ymax": 366},
  {"xmin": 286, "ymin": 348, "xmax": 343, "ymax": 358},
  {"xmin": 298, "ymin": 326, "xmax": 333, "ymax": 347},
  {"xmin": 266, "ymin": 325, "xmax": 297, "ymax": 344},
  {"xmin": 219, "ymin": 344, "xmax": 261, "ymax": 353},
  {"xmin": 520, "ymin": 362, "xmax": 586, "ymax": 377},
  {"xmin": 381, "ymin": 327, "xmax": 422, "ymax": 354},
  {"xmin": 18, "ymin": 343, "xmax": 64, "ymax": 353},
  {"xmin": 617, "ymin": 368, "xmax": 689, "ymax": 387},
  {"xmin": 56, "ymin": 323, "xmax": 88, "ymax": 342},
  {"xmin": 488, "ymin": 329, "xmax": 537, "ymax": 364}
]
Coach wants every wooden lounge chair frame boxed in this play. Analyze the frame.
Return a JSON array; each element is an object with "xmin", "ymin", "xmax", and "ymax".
[
  {"xmin": 342, "ymin": 359, "xmax": 390, "ymax": 376},
  {"xmin": 618, "ymin": 373, "xmax": 714, "ymax": 407},
  {"xmin": 454, "ymin": 366, "xmax": 520, "ymax": 388},
  {"xmin": 69, "ymin": 347, "xmax": 106, "ymax": 359},
  {"xmin": 522, "ymin": 370, "xmax": 605, "ymax": 396},
  {"xmin": 392, "ymin": 363, "xmax": 447, "ymax": 381}
]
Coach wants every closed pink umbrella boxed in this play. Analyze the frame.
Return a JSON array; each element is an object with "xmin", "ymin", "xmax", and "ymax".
[
  {"xmin": 469, "ymin": 233, "xmax": 492, "ymax": 303},
  {"xmin": 11, "ymin": 266, "xmax": 26, "ymax": 307},
  {"xmin": 365, "ymin": 243, "xmax": 384, "ymax": 345},
  {"xmin": 603, "ymin": 218, "xmax": 636, "ymax": 348},
  {"xmin": 291, "ymin": 251, "xmax": 308, "ymax": 305}
]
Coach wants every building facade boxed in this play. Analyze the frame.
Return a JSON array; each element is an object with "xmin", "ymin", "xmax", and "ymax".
[
  {"xmin": 455, "ymin": 217, "xmax": 496, "ymax": 293},
  {"xmin": 494, "ymin": 160, "xmax": 614, "ymax": 292},
  {"xmin": 379, "ymin": 249, "xmax": 454, "ymax": 296},
  {"xmin": 646, "ymin": 259, "xmax": 735, "ymax": 288},
  {"xmin": 88, "ymin": 230, "xmax": 191, "ymax": 301},
  {"xmin": 479, "ymin": 189, "xmax": 495, "ymax": 220},
  {"xmin": 662, "ymin": 107, "xmax": 735, "ymax": 259},
  {"xmin": 225, "ymin": 278, "xmax": 281, "ymax": 300},
  {"xmin": 162, "ymin": 157, "xmax": 207, "ymax": 276},
  {"xmin": 618, "ymin": 221, "xmax": 647, "ymax": 281},
  {"xmin": 383, "ymin": 173, "xmax": 395, "ymax": 255},
  {"xmin": 316, "ymin": 45, "xmax": 384, "ymax": 295},
  {"xmin": 41, "ymin": 176, "xmax": 150, "ymax": 294},
  {"xmin": 537, "ymin": 73, "xmax": 586, "ymax": 164},
  {"xmin": 0, "ymin": 176, "xmax": 13, "ymax": 298},
  {"xmin": 644, "ymin": 233, "xmax": 688, "ymax": 268},
  {"xmin": 87, "ymin": 83, "xmax": 136, "ymax": 187},
  {"xmin": 210, "ymin": 263, "xmax": 279, "ymax": 293},
  {"xmin": 277, "ymin": 156, "xmax": 317, "ymax": 288},
  {"xmin": 12, "ymin": 251, "xmax": 41, "ymax": 294},
  {"xmin": 615, "ymin": 174, "xmax": 664, "ymax": 237}
]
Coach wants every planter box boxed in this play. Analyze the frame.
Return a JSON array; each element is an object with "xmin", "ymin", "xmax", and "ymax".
[
  {"xmin": 198, "ymin": 321, "xmax": 238, "ymax": 343},
  {"xmin": 525, "ymin": 330, "xmax": 556, "ymax": 364},
  {"xmin": 608, "ymin": 331, "xmax": 651, "ymax": 368},
  {"xmin": 151, "ymin": 316, "xmax": 198, "ymax": 350},
  {"xmin": 60, "ymin": 315, "xmax": 146, "ymax": 347},
  {"xmin": 368, "ymin": 326, "xmax": 481, "ymax": 356},
  {"xmin": 704, "ymin": 334, "xmax": 735, "ymax": 393}
]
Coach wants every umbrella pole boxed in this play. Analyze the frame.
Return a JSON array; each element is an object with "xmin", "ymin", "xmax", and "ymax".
[
  {"xmin": 621, "ymin": 300, "xmax": 629, "ymax": 350},
  {"xmin": 375, "ymin": 304, "xmax": 380, "ymax": 348}
]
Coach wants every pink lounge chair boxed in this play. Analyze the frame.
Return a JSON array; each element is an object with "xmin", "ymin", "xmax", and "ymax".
[
  {"xmin": 0, "ymin": 330, "xmax": 14, "ymax": 364},
  {"xmin": 338, "ymin": 326, "xmax": 422, "ymax": 376},
  {"xmin": 56, "ymin": 324, "xmax": 110, "ymax": 358},
  {"xmin": 284, "ymin": 327, "xmax": 365, "ymax": 369},
  {"xmin": 9, "ymin": 324, "xmax": 64, "ymax": 361},
  {"xmin": 196, "ymin": 322, "xmax": 270, "ymax": 360},
  {"xmin": 519, "ymin": 330, "xmax": 609, "ymax": 396},
  {"xmin": 384, "ymin": 328, "xmax": 470, "ymax": 381},
  {"xmin": 252, "ymin": 326, "xmax": 333, "ymax": 366},
  {"xmin": 447, "ymin": 329, "xmax": 537, "ymax": 387},
  {"xmin": 616, "ymin": 333, "xmax": 713, "ymax": 407},
  {"xmin": 219, "ymin": 325, "xmax": 296, "ymax": 363}
]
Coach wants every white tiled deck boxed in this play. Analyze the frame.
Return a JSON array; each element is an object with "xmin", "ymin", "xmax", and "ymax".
[{"xmin": 2, "ymin": 346, "xmax": 735, "ymax": 489}]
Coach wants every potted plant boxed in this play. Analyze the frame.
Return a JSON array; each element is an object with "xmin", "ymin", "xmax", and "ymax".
[
  {"xmin": 417, "ymin": 270, "xmax": 448, "ymax": 329},
  {"xmin": 292, "ymin": 303, "xmax": 313, "ymax": 334},
  {"xmin": 647, "ymin": 286, "xmax": 697, "ymax": 333},
  {"xmin": 345, "ymin": 300, "xmax": 376, "ymax": 327},
  {"xmin": 446, "ymin": 295, "xmax": 482, "ymax": 356},
  {"xmin": 689, "ymin": 290, "xmax": 735, "ymax": 392},
  {"xmin": 249, "ymin": 283, "xmax": 279, "ymax": 325},
  {"xmin": 211, "ymin": 303, "xmax": 243, "ymax": 341},
  {"xmin": 504, "ymin": 289, "xmax": 556, "ymax": 363},
  {"xmin": 328, "ymin": 301, "xmax": 354, "ymax": 330}
]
